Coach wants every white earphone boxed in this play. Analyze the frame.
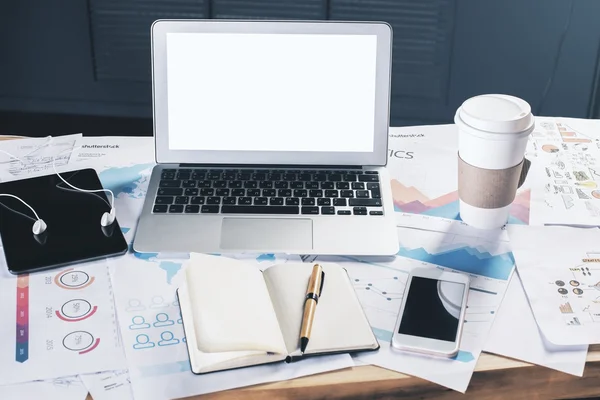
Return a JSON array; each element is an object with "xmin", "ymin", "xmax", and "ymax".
[{"xmin": 0, "ymin": 139, "xmax": 116, "ymax": 237}]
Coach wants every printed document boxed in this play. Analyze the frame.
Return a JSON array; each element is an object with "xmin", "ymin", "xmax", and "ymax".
[
  {"xmin": 528, "ymin": 117, "xmax": 600, "ymax": 226},
  {"xmin": 0, "ymin": 258, "xmax": 126, "ymax": 385},
  {"xmin": 80, "ymin": 370, "xmax": 133, "ymax": 400},
  {"xmin": 303, "ymin": 226, "xmax": 514, "ymax": 393},
  {"xmin": 507, "ymin": 224, "xmax": 600, "ymax": 345},
  {"xmin": 484, "ymin": 272, "xmax": 588, "ymax": 376},
  {"xmin": 0, "ymin": 376, "xmax": 88, "ymax": 400},
  {"xmin": 110, "ymin": 251, "xmax": 353, "ymax": 400}
]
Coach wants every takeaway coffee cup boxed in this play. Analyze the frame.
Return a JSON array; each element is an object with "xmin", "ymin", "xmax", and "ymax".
[{"xmin": 454, "ymin": 94, "xmax": 534, "ymax": 230}]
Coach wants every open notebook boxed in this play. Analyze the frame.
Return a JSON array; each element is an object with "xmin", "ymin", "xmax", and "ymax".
[{"xmin": 177, "ymin": 253, "xmax": 379, "ymax": 374}]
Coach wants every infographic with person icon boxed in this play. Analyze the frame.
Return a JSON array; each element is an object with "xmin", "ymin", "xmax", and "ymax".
[
  {"xmin": 126, "ymin": 299, "xmax": 146, "ymax": 312},
  {"xmin": 552, "ymin": 262, "xmax": 600, "ymax": 327},
  {"xmin": 157, "ymin": 331, "xmax": 180, "ymax": 346},
  {"xmin": 149, "ymin": 295, "xmax": 168, "ymax": 309},
  {"xmin": 153, "ymin": 313, "xmax": 174, "ymax": 327},
  {"xmin": 133, "ymin": 334, "xmax": 155, "ymax": 350},
  {"xmin": 129, "ymin": 316, "xmax": 151, "ymax": 330}
]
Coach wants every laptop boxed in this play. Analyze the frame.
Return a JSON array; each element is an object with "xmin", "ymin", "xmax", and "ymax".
[{"xmin": 133, "ymin": 19, "xmax": 399, "ymax": 256}]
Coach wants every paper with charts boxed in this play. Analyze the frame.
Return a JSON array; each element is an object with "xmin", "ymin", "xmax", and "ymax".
[
  {"xmin": 507, "ymin": 224, "xmax": 600, "ymax": 345},
  {"xmin": 301, "ymin": 226, "xmax": 514, "ymax": 393},
  {"xmin": 109, "ymin": 251, "xmax": 353, "ymax": 400},
  {"xmin": 386, "ymin": 125, "xmax": 531, "ymax": 237},
  {"xmin": 527, "ymin": 117, "xmax": 600, "ymax": 226},
  {"xmin": 0, "ymin": 259, "xmax": 126, "ymax": 385}
]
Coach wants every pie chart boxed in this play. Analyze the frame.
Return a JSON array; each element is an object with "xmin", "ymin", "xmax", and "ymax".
[{"xmin": 542, "ymin": 144, "xmax": 559, "ymax": 153}]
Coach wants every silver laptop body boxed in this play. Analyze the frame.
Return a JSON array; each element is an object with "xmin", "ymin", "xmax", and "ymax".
[{"xmin": 133, "ymin": 19, "xmax": 399, "ymax": 256}]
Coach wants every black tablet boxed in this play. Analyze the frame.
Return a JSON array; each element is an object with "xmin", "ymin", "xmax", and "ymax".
[{"xmin": 0, "ymin": 168, "xmax": 128, "ymax": 274}]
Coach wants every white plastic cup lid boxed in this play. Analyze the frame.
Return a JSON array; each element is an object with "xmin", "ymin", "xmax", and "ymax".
[{"xmin": 456, "ymin": 94, "xmax": 534, "ymax": 134}]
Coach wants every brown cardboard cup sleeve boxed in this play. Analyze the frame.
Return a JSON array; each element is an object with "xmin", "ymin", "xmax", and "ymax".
[{"xmin": 458, "ymin": 154, "xmax": 531, "ymax": 209}]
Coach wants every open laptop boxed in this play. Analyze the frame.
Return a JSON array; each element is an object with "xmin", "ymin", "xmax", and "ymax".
[{"xmin": 133, "ymin": 19, "xmax": 399, "ymax": 256}]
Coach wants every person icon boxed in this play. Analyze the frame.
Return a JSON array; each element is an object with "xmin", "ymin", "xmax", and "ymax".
[
  {"xmin": 150, "ymin": 295, "xmax": 168, "ymax": 309},
  {"xmin": 126, "ymin": 299, "xmax": 145, "ymax": 312},
  {"xmin": 153, "ymin": 313, "xmax": 174, "ymax": 327},
  {"xmin": 157, "ymin": 331, "xmax": 180, "ymax": 346},
  {"xmin": 133, "ymin": 334, "xmax": 155, "ymax": 349},
  {"xmin": 129, "ymin": 316, "xmax": 151, "ymax": 330}
]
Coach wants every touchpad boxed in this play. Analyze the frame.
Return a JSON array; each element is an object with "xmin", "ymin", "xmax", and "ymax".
[{"xmin": 220, "ymin": 218, "xmax": 313, "ymax": 251}]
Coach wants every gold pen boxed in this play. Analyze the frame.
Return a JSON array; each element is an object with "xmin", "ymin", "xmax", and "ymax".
[{"xmin": 300, "ymin": 263, "xmax": 325, "ymax": 354}]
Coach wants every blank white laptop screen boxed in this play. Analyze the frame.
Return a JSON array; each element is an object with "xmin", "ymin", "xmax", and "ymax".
[{"xmin": 165, "ymin": 32, "xmax": 378, "ymax": 153}]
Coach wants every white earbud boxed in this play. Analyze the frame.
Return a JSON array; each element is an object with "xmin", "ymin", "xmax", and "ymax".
[
  {"xmin": 101, "ymin": 207, "xmax": 116, "ymax": 227},
  {"xmin": 32, "ymin": 219, "xmax": 47, "ymax": 235}
]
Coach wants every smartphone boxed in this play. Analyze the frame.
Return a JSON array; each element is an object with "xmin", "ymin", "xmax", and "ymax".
[{"xmin": 391, "ymin": 267, "xmax": 470, "ymax": 358}]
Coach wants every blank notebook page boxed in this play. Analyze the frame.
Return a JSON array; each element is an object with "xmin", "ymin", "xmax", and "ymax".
[
  {"xmin": 185, "ymin": 253, "xmax": 287, "ymax": 354},
  {"xmin": 263, "ymin": 262, "xmax": 377, "ymax": 355}
]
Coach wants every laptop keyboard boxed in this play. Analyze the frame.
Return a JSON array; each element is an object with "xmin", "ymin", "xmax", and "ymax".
[{"xmin": 151, "ymin": 168, "xmax": 384, "ymax": 216}]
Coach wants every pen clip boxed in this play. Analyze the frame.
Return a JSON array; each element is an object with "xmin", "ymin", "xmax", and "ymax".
[{"xmin": 318, "ymin": 270, "xmax": 325, "ymax": 296}]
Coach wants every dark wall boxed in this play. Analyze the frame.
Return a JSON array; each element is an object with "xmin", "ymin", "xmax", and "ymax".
[{"xmin": 1, "ymin": 0, "xmax": 599, "ymax": 127}]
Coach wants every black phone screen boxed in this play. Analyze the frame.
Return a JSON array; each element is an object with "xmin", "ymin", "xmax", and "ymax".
[{"xmin": 398, "ymin": 276, "xmax": 466, "ymax": 342}]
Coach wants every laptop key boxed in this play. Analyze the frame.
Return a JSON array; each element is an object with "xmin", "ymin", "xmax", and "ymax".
[
  {"xmin": 216, "ymin": 188, "xmax": 229, "ymax": 196},
  {"xmin": 239, "ymin": 197, "xmax": 252, "ymax": 205},
  {"xmin": 349, "ymin": 199, "xmax": 382, "ymax": 207},
  {"xmin": 244, "ymin": 181, "xmax": 258, "ymax": 189},
  {"xmin": 352, "ymin": 182, "xmax": 365, "ymax": 190},
  {"xmin": 344, "ymin": 174, "xmax": 357, "ymax": 181},
  {"xmin": 358, "ymin": 174, "xmax": 379, "ymax": 182},
  {"xmin": 370, "ymin": 188, "xmax": 381, "ymax": 199},
  {"xmin": 353, "ymin": 207, "xmax": 368, "ymax": 215},
  {"xmin": 286, "ymin": 197, "xmax": 300, "ymax": 206},
  {"xmin": 336, "ymin": 182, "xmax": 349, "ymax": 189},
  {"xmin": 231, "ymin": 189, "xmax": 245, "ymax": 197},
  {"xmin": 356, "ymin": 190, "xmax": 370, "ymax": 198},
  {"xmin": 190, "ymin": 196, "xmax": 205, "ymax": 205},
  {"xmin": 201, "ymin": 205, "xmax": 220, "ymax": 213},
  {"xmin": 290, "ymin": 181, "xmax": 304, "ymax": 189},
  {"xmin": 370, "ymin": 210, "xmax": 384, "ymax": 216},
  {"xmin": 247, "ymin": 188, "xmax": 261, "ymax": 197},
  {"xmin": 278, "ymin": 189, "xmax": 292, "ymax": 197},
  {"xmin": 301, "ymin": 206, "xmax": 319, "ymax": 215},
  {"xmin": 207, "ymin": 197, "xmax": 221, "ymax": 205},
  {"xmin": 158, "ymin": 188, "xmax": 182, "ymax": 196},
  {"xmin": 340, "ymin": 190, "xmax": 354, "ymax": 198},
  {"xmin": 184, "ymin": 188, "xmax": 199, "ymax": 196},
  {"xmin": 214, "ymin": 180, "xmax": 227, "ymax": 188},
  {"xmin": 294, "ymin": 189, "xmax": 307, "ymax": 197},
  {"xmin": 367, "ymin": 183, "xmax": 380, "ymax": 190},
  {"xmin": 200, "ymin": 188, "xmax": 214, "ymax": 196},
  {"xmin": 197, "ymin": 180, "xmax": 212, "ymax": 188},
  {"xmin": 324, "ymin": 189, "xmax": 338, "ymax": 198},
  {"xmin": 176, "ymin": 172, "xmax": 191, "ymax": 180},
  {"xmin": 259, "ymin": 181, "xmax": 273, "ymax": 189},
  {"xmin": 168, "ymin": 205, "xmax": 184, "ymax": 213},
  {"xmin": 175, "ymin": 196, "xmax": 189, "ymax": 204},
  {"xmin": 254, "ymin": 197, "xmax": 268, "ymax": 205},
  {"xmin": 321, "ymin": 181, "xmax": 334, "ymax": 189},
  {"xmin": 309, "ymin": 189, "xmax": 323, "ymax": 197},
  {"xmin": 305, "ymin": 181, "xmax": 319, "ymax": 189},
  {"xmin": 334, "ymin": 198, "xmax": 347, "ymax": 206},
  {"xmin": 364, "ymin": 171, "xmax": 378, "ymax": 174},
  {"xmin": 182, "ymin": 180, "xmax": 196, "ymax": 188},
  {"xmin": 270, "ymin": 197, "xmax": 284, "ymax": 205},
  {"xmin": 321, "ymin": 206, "xmax": 335, "ymax": 215},
  {"xmin": 161, "ymin": 172, "xmax": 175, "ymax": 180},
  {"xmin": 263, "ymin": 189, "xmax": 276, "ymax": 197},
  {"xmin": 155, "ymin": 196, "xmax": 174, "ymax": 205},
  {"xmin": 302, "ymin": 198, "xmax": 315, "ymax": 205},
  {"xmin": 327, "ymin": 174, "xmax": 342, "ymax": 182},
  {"xmin": 159, "ymin": 180, "xmax": 181, "ymax": 188},
  {"xmin": 153, "ymin": 204, "xmax": 168, "ymax": 213},
  {"xmin": 274, "ymin": 181, "xmax": 288, "ymax": 189},
  {"xmin": 229, "ymin": 180, "xmax": 242, "ymax": 188},
  {"xmin": 221, "ymin": 205, "xmax": 299, "ymax": 214},
  {"xmin": 223, "ymin": 197, "xmax": 237, "ymax": 205},
  {"xmin": 185, "ymin": 205, "xmax": 200, "ymax": 213},
  {"xmin": 337, "ymin": 210, "xmax": 351, "ymax": 215},
  {"xmin": 317, "ymin": 198, "xmax": 331, "ymax": 206}
]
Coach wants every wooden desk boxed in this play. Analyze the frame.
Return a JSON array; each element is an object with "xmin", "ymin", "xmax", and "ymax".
[{"xmin": 179, "ymin": 345, "xmax": 600, "ymax": 400}]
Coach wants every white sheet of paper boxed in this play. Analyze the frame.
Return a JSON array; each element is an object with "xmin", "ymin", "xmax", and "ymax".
[
  {"xmin": 303, "ymin": 226, "xmax": 514, "ymax": 393},
  {"xmin": 507, "ymin": 224, "xmax": 600, "ymax": 345},
  {"xmin": 110, "ymin": 251, "xmax": 353, "ymax": 400},
  {"xmin": 386, "ymin": 125, "xmax": 531, "ymax": 239},
  {"xmin": 0, "ymin": 376, "xmax": 88, "ymax": 400},
  {"xmin": 80, "ymin": 370, "xmax": 133, "ymax": 400},
  {"xmin": 0, "ymin": 134, "xmax": 81, "ymax": 181},
  {"xmin": 484, "ymin": 272, "xmax": 588, "ymax": 376},
  {"xmin": 0, "ymin": 258, "xmax": 126, "ymax": 385},
  {"xmin": 70, "ymin": 136, "xmax": 155, "ymax": 167},
  {"xmin": 527, "ymin": 117, "xmax": 600, "ymax": 226}
]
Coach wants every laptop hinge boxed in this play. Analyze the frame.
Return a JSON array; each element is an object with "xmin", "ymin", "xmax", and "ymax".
[{"xmin": 179, "ymin": 164, "xmax": 364, "ymax": 169}]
